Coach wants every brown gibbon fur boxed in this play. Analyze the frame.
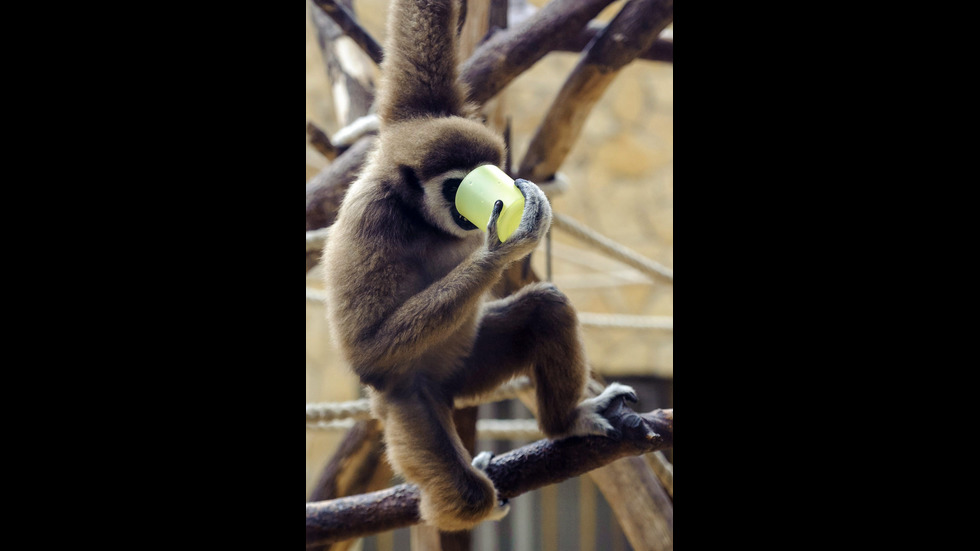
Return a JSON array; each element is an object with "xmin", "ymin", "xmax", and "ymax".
[{"xmin": 322, "ymin": 0, "xmax": 636, "ymax": 532}]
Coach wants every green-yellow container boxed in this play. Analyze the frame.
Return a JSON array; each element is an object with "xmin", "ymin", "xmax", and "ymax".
[{"xmin": 455, "ymin": 165, "xmax": 526, "ymax": 242}]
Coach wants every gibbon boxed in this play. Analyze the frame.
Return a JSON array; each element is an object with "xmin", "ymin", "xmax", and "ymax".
[{"xmin": 322, "ymin": 0, "xmax": 636, "ymax": 532}]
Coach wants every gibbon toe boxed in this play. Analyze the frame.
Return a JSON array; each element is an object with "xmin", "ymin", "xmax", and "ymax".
[{"xmin": 563, "ymin": 382, "xmax": 638, "ymax": 438}]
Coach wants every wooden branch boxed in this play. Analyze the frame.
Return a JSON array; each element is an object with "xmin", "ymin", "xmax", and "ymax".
[
  {"xmin": 306, "ymin": 135, "xmax": 375, "ymax": 233},
  {"xmin": 514, "ymin": 376, "xmax": 673, "ymax": 551},
  {"xmin": 308, "ymin": 419, "xmax": 389, "ymax": 502},
  {"xmin": 558, "ymin": 23, "xmax": 673, "ymax": 63},
  {"xmin": 306, "ymin": 402, "xmax": 672, "ymax": 547},
  {"xmin": 306, "ymin": 135, "xmax": 375, "ymax": 271},
  {"xmin": 645, "ymin": 450, "xmax": 673, "ymax": 497},
  {"xmin": 460, "ymin": 0, "xmax": 617, "ymax": 105},
  {"xmin": 309, "ymin": 0, "xmax": 375, "ymax": 127},
  {"xmin": 590, "ymin": 456, "xmax": 673, "ymax": 550},
  {"xmin": 311, "ymin": 0, "xmax": 383, "ymax": 65},
  {"xmin": 517, "ymin": 0, "xmax": 673, "ymax": 182},
  {"xmin": 307, "ymin": 419, "xmax": 393, "ymax": 551},
  {"xmin": 307, "ymin": 120, "xmax": 338, "ymax": 161}
]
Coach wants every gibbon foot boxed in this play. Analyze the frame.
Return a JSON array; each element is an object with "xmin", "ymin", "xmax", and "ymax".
[
  {"xmin": 564, "ymin": 382, "xmax": 638, "ymax": 439},
  {"xmin": 471, "ymin": 451, "xmax": 510, "ymax": 521}
]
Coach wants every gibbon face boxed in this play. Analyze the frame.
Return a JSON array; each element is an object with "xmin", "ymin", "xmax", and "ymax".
[{"xmin": 380, "ymin": 116, "xmax": 507, "ymax": 238}]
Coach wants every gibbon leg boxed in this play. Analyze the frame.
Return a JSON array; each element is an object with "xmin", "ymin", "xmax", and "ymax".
[
  {"xmin": 449, "ymin": 282, "xmax": 592, "ymax": 437},
  {"xmin": 379, "ymin": 379, "xmax": 504, "ymax": 531}
]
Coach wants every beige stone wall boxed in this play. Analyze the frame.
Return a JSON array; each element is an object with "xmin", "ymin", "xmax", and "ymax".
[{"xmin": 306, "ymin": 0, "xmax": 672, "ymax": 497}]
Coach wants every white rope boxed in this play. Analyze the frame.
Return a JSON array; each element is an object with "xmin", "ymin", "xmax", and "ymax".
[
  {"xmin": 331, "ymin": 114, "xmax": 379, "ymax": 147},
  {"xmin": 306, "ymin": 289, "xmax": 671, "ymax": 330},
  {"xmin": 306, "ymin": 417, "xmax": 543, "ymax": 440},
  {"xmin": 306, "ymin": 287, "xmax": 329, "ymax": 303},
  {"xmin": 551, "ymin": 212, "xmax": 673, "ymax": 284},
  {"xmin": 306, "ymin": 399, "xmax": 373, "ymax": 422},
  {"xmin": 306, "ymin": 378, "xmax": 541, "ymax": 440},
  {"xmin": 578, "ymin": 313, "xmax": 673, "ymax": 330},
  {"xmin": 307, "ymin": 419, "xmax": 358, "ymax": 431},
  {"xmin": 306, "ymin": 377, "xmax": 534, "ymax": 424},
  {"xmin": 475, "ymin": 419, "xmax": 542, "ymax": 440}
]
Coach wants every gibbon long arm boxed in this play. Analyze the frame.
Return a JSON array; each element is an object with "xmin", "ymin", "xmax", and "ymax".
[
  {"xmin": 376, "ymin": 0, "xmax": 468, "ymax": 122},
  {"xmin": 353, "ymin": 249, "xmax": 501, "ymax": 373}
]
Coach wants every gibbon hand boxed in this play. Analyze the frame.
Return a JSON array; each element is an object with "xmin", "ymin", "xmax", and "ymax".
[{"xmin": 484, "ymin": 178, "xmax": 552, "ymax": 265}]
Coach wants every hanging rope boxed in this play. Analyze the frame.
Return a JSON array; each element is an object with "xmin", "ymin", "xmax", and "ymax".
[{"xmin": 551, "ymin": 212, "xmax": 672, "ymax": 284}]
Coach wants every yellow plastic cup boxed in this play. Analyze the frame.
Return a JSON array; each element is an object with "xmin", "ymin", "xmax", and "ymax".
[{"xmin": 455, "ymin": 165, "xmax": 526, "ymax": 242}]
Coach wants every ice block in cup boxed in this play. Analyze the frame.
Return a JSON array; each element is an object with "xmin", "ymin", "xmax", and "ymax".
[{"xmin": 455, "ymin": 164, "xmax": 526, "ymax": 242}]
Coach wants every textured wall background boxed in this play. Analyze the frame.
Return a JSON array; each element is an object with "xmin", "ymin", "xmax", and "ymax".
[{"xmin": 306, "ymin": 0, "xmax": 672, "ymax": 498}]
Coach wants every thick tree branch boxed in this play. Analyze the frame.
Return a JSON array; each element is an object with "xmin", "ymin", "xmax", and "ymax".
[
  {"xmin": 311, "ymin": 0, "xmax": 384, "ymax": 65},
  {"xmin": 460, "ymin": 0, "xmax": 617, "ymax": 105},
  {"xmin": 518, "ymin": 0, "xmax": 673, "ymax": 182},
  {"xmin": 591, "ymin": 455, "xmax": 673, "ymax": 549},
  {"xmin": 514, "ymin": 376, "xmax": 673, "ymax": 551},
  {"xmin": 306, "ymin": 135, "xmax": 376, "ymax": 271},
  {"xmin": 306, "ymin": 402, "xmax": 672, "ymax": 547},
  {"xmin": 307, "ymin": 420, "xmax": 392, "ymax": 551},
  {"xmin": 308, "ymin": 419, "xmax": 390, "ymax": 502},
  {"xmin": 558, "ymin": 23, "xmax": 673, "ymax": 63},
  {"xmin": 307, "ymin": 120, "xmax": 338, "ymax": 161},
  {"xmin": 309, "ymin": 0, "xmax": 376, "ymax": 128},
  {"xmin": 306, "ymin": 136, "xmax": 375, "ymax": 233}
]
